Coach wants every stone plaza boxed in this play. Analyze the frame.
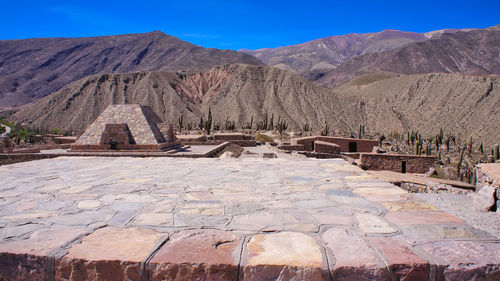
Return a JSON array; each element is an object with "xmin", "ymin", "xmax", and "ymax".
[{"xmin": 0, "ymin": 155, "xmax": 499, "ymax": 280}]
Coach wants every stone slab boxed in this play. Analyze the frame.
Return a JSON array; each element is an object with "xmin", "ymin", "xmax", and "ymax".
[
  {"xmin": 352, "ymin": 187, "xmax": 409, "ymax": 202},
  {"xmin": 356, "ymin": 213, "xmax": 398, "ymax": 235},
  {"xmin": 243, "ymin": 232, "xmax": 327, "ymax": 280},
  {"xmin": 385, "ymin": 211, "xmax": 465, "ymax": 226},
  {"xmin": 400, "ymin": 224, "xmax": 495, "ymax": 243},
  {"xmin": 381, "ymin": 201, "xmax": 437, "ymax": 212},
  {"xmin": 149, "ymin": 229, "xmax": 242, "ymax": 281}
]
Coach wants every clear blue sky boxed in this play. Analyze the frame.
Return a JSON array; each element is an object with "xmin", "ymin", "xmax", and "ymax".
[{"xmin": 1, "ymin": 0, "xmax": 499, "ymax": 50}]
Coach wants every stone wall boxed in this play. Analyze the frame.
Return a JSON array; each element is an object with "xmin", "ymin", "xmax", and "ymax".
[
  {"xmin": 0, "ymin": 154, "xmax": 59, "ymax": 166},
  {"xmin": 0, "ymin": 137, "xmax": 13, "ymax": 154},
  {"xmin": 359, "ymin": 153, "xmax": 436, "ymax": 174},
  {"xmin": 293, "ymin": 136, "xmax": 378, "ymax": 153},
  {"xmin": 213, "ymin": 133, "xmax": 254, "ymax": 141},
  {"xmin": 314, "ymin": 141, "xmax": 341, "ymax": 155}
]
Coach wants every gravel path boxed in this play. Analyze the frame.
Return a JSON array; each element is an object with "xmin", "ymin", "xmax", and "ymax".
[{"xmin": 415, "ymin": 193, "xmax": 500, "ymax": 239}]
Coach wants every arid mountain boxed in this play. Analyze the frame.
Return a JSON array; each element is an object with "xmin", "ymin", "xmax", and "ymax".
[
  {"xmin": 11, "ymin": 64, "xmax": 351, "ymax": 134},
  {"xmin": 0, "ymin": 31, "xmax": 263, "ymax": 107},
  {"xmin": 239, "ymin": 29, "xmax": 463, "ymax": 80},
  {"xmin": 12, "ymin": 64, "xmax": 500, "ymax": 145},
  {"xmin": 318, "ymin": 27, "xmax": 500, "ymax": 87},
  {"xmin": 333, "ymin": 72, "xmax": 500, "ymax": 146}
]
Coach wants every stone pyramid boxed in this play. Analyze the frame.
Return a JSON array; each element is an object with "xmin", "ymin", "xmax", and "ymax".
[{"xmin": 70, "ymin": 104, "xmax": 177, "ymax": 151}]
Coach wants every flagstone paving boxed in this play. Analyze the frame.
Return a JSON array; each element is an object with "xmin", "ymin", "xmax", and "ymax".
[{"xmin": 0, "ymin": 156, "xmax": 499, "ymax": 280}]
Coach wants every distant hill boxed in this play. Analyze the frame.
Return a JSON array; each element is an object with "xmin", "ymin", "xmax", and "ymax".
[
  {"xmin": 333, "ymin": 72, "xmax": 500, "ymax": 145},
  {"xmin": 11, "ymin": 64, "xmax": 349, "ymax": 134},
  {"xmin": 12, "ymin": 64, "xmax": 500, "ymax": 145},
  {"xmin": 239, "ymin": 29, "xmax": 464, "ymax": 80},
  {"xmin": 318, "ymin": 27, "xmax": 500, "ymax": 87},
  {"xmin": 0, "ymin": 31, "xmax": 263, "ymax": 107}
]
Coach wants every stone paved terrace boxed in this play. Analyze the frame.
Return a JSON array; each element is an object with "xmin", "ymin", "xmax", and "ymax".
[{"xmin": 0, "ymin": 156, "xmax": 499, "ymax": 280}]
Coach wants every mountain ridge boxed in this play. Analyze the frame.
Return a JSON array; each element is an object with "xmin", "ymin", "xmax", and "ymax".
[
  {"xmin": 317, "ymin": 28, "xmax": 500, "ymax": 87},
  {"xmin": 0, "ymin": 31, "xmax": 264, "ymax": 107}
]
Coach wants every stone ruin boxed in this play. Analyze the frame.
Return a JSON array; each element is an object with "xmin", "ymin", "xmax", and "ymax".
[
  {"xmin": 0, "ymin": 137, "xmax": 13, "ymax": 153},
  {"xmin": 70, "ymin": 104, "xmax": 179, "ymax": 152}
]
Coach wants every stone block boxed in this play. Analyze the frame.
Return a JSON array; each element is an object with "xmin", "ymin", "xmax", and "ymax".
[
  {"xmin": 322, "ymin": 228, "xmax": 389, "ymax": 280},
  {"xmin": 55, "ymin": 227, "xmax": 163, "ymax": 280},
  {"xmin": 369, "ymin": 236, "xmax": 429, "ymax": 280},
  {"xmin": 416, "ymin": 240, "xmax": 500, "ymax": 280},
  {"xmin": 473, "ymin": 184, "xmax": 496, "ymax": 212},
  {"xmin": 149, "ymin": 229, "xmax": 242, "ymax": 281},
  {"xmin": 243, "ymin": 232, "xmax": 328, "ymax": 280},
  {"xmin": 0, "ymin": 227, "xmax": 85, "ymax": 281}
]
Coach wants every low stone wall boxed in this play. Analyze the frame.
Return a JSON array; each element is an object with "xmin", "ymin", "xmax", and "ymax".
[
  {"xmin": 0, "ymin": 154, "xmax": 59, "ymax": 166},
  {"xmin": 278, "ymin": 144, "xmax": 304, "ymax": 151},
  {"xmin": 179, "ymin": 139, "xmax": 256, "ymax": 147},
  {"xmin": 213, "ymin": 133, "xmax": 254, "ymax": 141},
  {"xmin": 359, "ymin": 153, "xmax": 436, "ymax": 174},
  {"xmin": 293, "ymin": 136, "xmax": 378, "ymax": 153},
  {"xmin": 12, "ymin": 148, "xmax": 40, "ymax": 154},
  {"xmin": 53, "ymin": 136, "xmax": 77, "ymax": 144},
  {"xmin": 314, "ymin": 141, "xmax": 340, "ymax": 154},
  {"xmin": 70, "ymin": 141, "xmax": 180, "ymax": 152}
]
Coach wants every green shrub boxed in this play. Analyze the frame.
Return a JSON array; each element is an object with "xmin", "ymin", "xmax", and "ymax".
[{"xmin": 256, "ymin": 133, "xmax": 274, "ymax": 143}]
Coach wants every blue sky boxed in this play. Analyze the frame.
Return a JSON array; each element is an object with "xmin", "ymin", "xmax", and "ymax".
[{"xmin": 1, "ymin": 0, "xmax": 499, "ymax": 50}]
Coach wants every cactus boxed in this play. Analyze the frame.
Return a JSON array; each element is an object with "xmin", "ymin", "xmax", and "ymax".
[
  {"xmin": 178, "ymin": 115, "xmax": 184, "ymax": 132},
  {"xmin": 457, "ymin": 147, "xmax": 465, "ymax": 179},
  {"xmin": 269, "ymin": 114, "xmax": 274, "ymax": 131},
  {"xmin": 495, "ymin": 144, "xmax": 499, "ymax": 161},
  {"xmin": 480, "ymin": 141, "xmax": 484, "ymax": 154},
  {"xmin": 225, "ymin": 117, "xmax": 235, "ymax": 131},
  {"xmin": 303, "ymin": 123, "xmax": 310, "ymax": 132},
  {"xmin": 468, "ymin": 136, "xmax": 473, "ymax": 156},
  {"xmin": 472, "ymin": 167, "xmax": 477, "ymax": 186},
  {"xmin": 321, "ymin": 122, "xmax": 329, "ymax": 136},
  {"xmin": 277, "ymin": 118, "xmax": 288, "ymax": 139}
]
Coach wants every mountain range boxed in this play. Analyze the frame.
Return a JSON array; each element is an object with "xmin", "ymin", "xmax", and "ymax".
[
  {"xmin": 0, "ymin": 31, "xmax": 263, "ymax": 107},
  {"xmin": 2, "ymin": 25, "xmax": 500, "ymax": 144},
  {"xmin": 11, "ymin": 64, "xmax": 500, "ymax": 145},
  {"xmin": 317, "ymin": 27, "xmax": 500, "ymax": 87},
  {"xmin": 239, "ymin": 29, "xmax": 457, "ymax": 80}
]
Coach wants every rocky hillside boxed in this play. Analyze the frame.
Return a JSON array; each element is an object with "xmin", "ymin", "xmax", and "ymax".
[
  {"xmin": 240, "ymin": 29, "xmax": 463, "ymax": 80},
  {"xmin": 318, "ymin": 27, "xmax": 500, "ymax": 87},
  {"xmin": 0, "ymin": 31, "xmax": 263, "ymax": 107},
  {"xmin": 11, "ymin": 64, "xmax": 352, "ymax": 134},
  {"xmin": 12, "ymin": 65, "xmax": 500, "ymax": 145},
  {"xmin": 333, "ymin": 72, "xmax": 500, "ymax": 145}
]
